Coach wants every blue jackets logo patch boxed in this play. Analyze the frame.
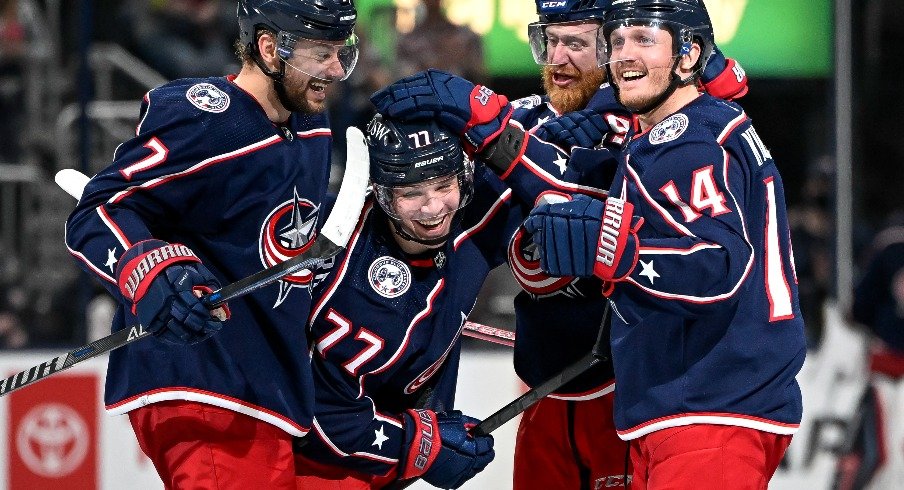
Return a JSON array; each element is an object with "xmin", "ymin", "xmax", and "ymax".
[
  {"xmin": 259, "ymin": 188, "xmax": 320, "ymax": 307},
  {"xmin": 368, "ymin": 256, "xmax": 411, "ymax": 298},
  {"xmin": 186, "ymin": 83, "xmax": 230, "ymax": 113},
  {"xmin": 649, "ymin": 114, "xmax": 688, "ymax": 145}
]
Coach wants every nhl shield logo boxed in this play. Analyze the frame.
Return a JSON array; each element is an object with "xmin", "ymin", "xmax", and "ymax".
[
  {"xmin": 368, "ymin": 256, "xmax": 411, "ymax": 298},
  {"xmin": 186, "ymin": 83, "xmax": 230, "ymax": 113},
  {"xmin": 649, "ymin": 113, "xmax": 688, "ymax": 145}
]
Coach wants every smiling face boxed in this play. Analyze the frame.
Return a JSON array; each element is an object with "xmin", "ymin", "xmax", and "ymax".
[
  {"xmin": 605, "ymin": 24, "xmax": 678, "ymax": 113},
  {"xmin": 389, "ymin": 174, "xmax": 462, "ymax": 253},
  {"xmin": 278, "ymin": 37, "xmax": 354, "ymax": 113},
  {"xmin": 540, "ymin": 21, "xmax": 607, "ymax": 113}
]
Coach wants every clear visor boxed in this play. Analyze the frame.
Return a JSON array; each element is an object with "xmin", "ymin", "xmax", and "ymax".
[
  {"xmin": 597, "ymin": 20, "xmax": 683, "ymax": 68},
  {"xmin": 276, "ymin": 31, "xmax": 359, "ymax": 82},
  {"xmin": 373, "ymin": 166, "xmax": 474, "ymax": 222},
  {"xmin": 527, "ymin": 22, "xmax": 601, "ymax": 66}
]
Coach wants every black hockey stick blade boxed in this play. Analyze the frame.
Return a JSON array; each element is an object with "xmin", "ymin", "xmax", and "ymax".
[{"xmin": 1, "ymin": 129, "xmax": 372, "ymax": 398}]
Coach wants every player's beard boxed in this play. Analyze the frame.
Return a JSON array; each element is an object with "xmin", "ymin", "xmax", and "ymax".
[
  {"xmin": 278, "ymin": 73, "xmax": 329, "ymax": 114},
  {"xmin": 542, "ymin": 65, "xmax": 606, "ymax": 114},
  {"xmin": 612, "ymin": 62, "xmax": 674, "ymax": 114}
]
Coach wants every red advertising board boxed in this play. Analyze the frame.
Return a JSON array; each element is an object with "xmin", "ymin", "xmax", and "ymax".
[{"xmin": 7, "ymin": 374, "xmax": 98, "ymax": 489}]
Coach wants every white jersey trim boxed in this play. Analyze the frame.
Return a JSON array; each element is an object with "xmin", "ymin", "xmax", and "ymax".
[
  {"xmin": 106, "ymin": 388, "xmax": 310, "ymax": 437},
  {"xmin": 616, "ymin": 413, "xmax": 800, "ymax": 441}
]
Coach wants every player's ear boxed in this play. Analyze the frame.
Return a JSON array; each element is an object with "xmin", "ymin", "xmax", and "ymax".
[
  {"xmin": 256, "ymin": 30, "xmax": 280, "ymax": 69},
  {"xmin": 679, "ymin": 43, "xmax": 702, "ymax": 72}
]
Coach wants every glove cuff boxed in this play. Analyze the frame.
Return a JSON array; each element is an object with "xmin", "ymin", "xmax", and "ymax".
[
  {"xmin": 477, "ymin": 123, "xmax": 527, "ymax": 177},
  {"xmin": 401, "ymin": 409, "xmax": 441, "ymax": 480},
  {"xmin": 703, "ymin": 58, "xmax": 749, "ymax": 101},
  {"xmin": 117, "ymin": 240, "xmax": 200, "ymax": 303},
  {"xmin": 592, "ymin": 199, "xmax": 640, "ymax": 281}
]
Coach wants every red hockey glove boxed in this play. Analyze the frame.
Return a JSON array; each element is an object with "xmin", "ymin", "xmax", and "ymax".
[{"xmin": 592, "ymin": 197, "xmax": 643, "ymax": 282}]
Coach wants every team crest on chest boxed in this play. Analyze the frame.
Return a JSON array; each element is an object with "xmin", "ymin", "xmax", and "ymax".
[
  {"xmin": 649, "ymin": 114, "xmax": 688, "ymax": 145},
  {"xmin": 368, "ymin": 256, "xmax": 411, "ymax": 298},
  {"xmin": 186, "ymin": 83, "xmax": 230, "ymax": 113},
  {"xmin": 259, "ymin": 187, "xmax": 320, "ymax": 307}
]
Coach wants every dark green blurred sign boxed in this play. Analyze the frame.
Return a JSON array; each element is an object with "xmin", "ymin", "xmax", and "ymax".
[{"xmin": 355, "ymin": 0, "xmax": 831, "ymax": 78}]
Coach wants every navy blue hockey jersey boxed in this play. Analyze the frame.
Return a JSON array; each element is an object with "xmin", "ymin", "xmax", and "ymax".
[
  {"xmin": 606, "ymin": 94, "xmax": 806, "ymax": 439},
  {"xmin": 298, "ymin": 166, "xmax": 527, "ymax": 475},
  {"xmin": 507, "ymin": 87, "xmax": 626, "ymax": 397},
  {"xmin": 65, "ymin": 76, "xmax": 334, "ymax": 436}
]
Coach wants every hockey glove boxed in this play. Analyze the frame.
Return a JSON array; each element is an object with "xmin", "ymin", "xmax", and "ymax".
[
  {"xmin": 370, "ymin": 69, "xmax": 513, "ymax": 154},
  {"xmin": 533, "ymin": 109, "xmax": 610, "ymax": 152},
  {"xmin": 400, "ymin": 409, "xmax": 495, "ymax": 489},
  {"xmin": 523, "ymin": 195, "xmax": 642, "ymax": 281},
  {"xmin": 117, "ymin": 240, "xmax": 228, "ymax": 345},
  {"xmin": 701, "ymin": 45, "xmax": 749, "ymax": 101}
]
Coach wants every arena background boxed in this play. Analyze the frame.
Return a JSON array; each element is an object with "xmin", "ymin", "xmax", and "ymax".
[{"xmin": 1, "ymin": 0, "xmax": 901, "ymax": 488}]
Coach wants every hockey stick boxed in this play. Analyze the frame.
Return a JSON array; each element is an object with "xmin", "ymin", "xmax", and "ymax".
[
  {"xmin": 55, "ymin": 170, "xmax": 518, "ymax": 347},
  {"xmin": 385, "ymin": 303, "xmax": 611, "ymax": 489},
  {"xmin": 0, "ymin": 128, "xmax": 371, "ymax": 398}
]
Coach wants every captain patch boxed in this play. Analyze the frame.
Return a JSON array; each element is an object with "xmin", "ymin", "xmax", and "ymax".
[
  {"xmin": 649, "ymin": 114, "xmax": 688, "ymax": 145},
  {"xmin": 368, "ymin": 256, "xmax": 411, "ymax": 298},
  {"xmin": 186, "ymin": 83, "xmax": 230, "ymax": 113}
]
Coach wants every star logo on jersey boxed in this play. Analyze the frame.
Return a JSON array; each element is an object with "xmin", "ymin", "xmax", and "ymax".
[
  {"xmin": 372, "ymin": 425, "xmax": 389, "ymax": 450},
  {"xmin": 259, "ymin": 188, "xmax": 320, "ymax": 308},
  {"xmin": 639, "ymin": 259, "xmax": 660, "ymax": 284},
  {"xmin": 553, "ymin": 154, "xmax": 568, "ymax": 175},
  {"xmin": 104, "ymin": 247, "xmax": 118, "ymax": 273}
]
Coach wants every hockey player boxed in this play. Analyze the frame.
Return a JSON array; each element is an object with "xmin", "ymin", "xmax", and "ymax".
[
  {"xmin": 64, "ymin": 0, "xmax": 359, "ymax": 487},
  {"xmin": 520, "ymin": 1, "xmax": 806, "ymax": 488},
  {"xmin": 513, "ymin": 0, "xmax": 751, "ymax": 486},
  {"xmin": 293, "ymin": 114, "xmax": 528, "ymax": 489}
]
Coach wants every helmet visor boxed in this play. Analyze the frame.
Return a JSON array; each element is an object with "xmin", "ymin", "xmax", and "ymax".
[
  {"xmin": 373, "ymin": 164, "xmax": 474, "ymax": 222},
  {"xmin": 598, "ymin": 19, "xmax": 689, "ymax": 68},
  {"xmin": 528, "ymin": 22, "xmax": 601, "ymax": 66},
  {"xmin": 276, "ymin": 31, "xmax": 359, "ymax": 81}
]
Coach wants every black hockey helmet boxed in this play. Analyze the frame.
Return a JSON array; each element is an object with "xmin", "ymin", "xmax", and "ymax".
[
  {"xmin": 528, "ymin": 0, "xmax": 612, "ymax": 65},
  {"xmin": 237, "ymin": 0, "xmax": 357, "ymax": 44},
  {"xmin": 536, "ymin": 0, "xmax": 610, "ymax": 23},
  {"xmin": 601, "ymin": 0, "xmax": 715, "ymax": 76},
  {"xmin": 365, "ymin": 114, "xmax": 474, "ymax": 222}
]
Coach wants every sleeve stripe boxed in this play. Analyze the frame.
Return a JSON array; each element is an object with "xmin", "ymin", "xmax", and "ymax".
[
  {"xmin": 96, "ymin": 205, "xmax": 133, "ymax": 249},
  {"xmin": 717, "ymin": 112, "xmax": 748, "ymax": 145},
  {"xmin": 108, "ymin": 135, "xmax": 284, "ymax": 204},
  {"xmin": 297, "ymin": 128, "xmax": 332, "ymax": 138},
  {"xmin": 638, "ymin": 243, "xmax": 721, "ymax": 255},
  {"xmin": 66, "ymin": 245, "xmax": 116, "ymax": 284},
  {"xmin": 520, "ymin": 150, "xmax": 608, "ymax": 199},
  {"xmin": 453, "ymin": 188, "xmax": 512, "ymax": 250}
]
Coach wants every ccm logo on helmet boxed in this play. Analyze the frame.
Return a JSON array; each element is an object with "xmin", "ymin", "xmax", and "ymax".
[{"xmin": 541, "ymin": 1, "xmax": 567, "ymax": 8}]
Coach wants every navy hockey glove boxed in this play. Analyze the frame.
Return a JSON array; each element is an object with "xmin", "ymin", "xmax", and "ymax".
[
  {"xmin": 523, "ymin": 195, "xmax": 642, "ymax": 281},
  {"xmin": 533, "ymin": 109, "xmax": 610, "ymax": 152},
  {"xmin": 370, "ymin": 69, "xmax": 513, "ymax": 153},
  {"xmin": 117, "ymin": 240, "xmax": 228, "ymax": 344},
  {"xmin": 400, "ymin": 409, "xmax": 495, "ymax": 489},
  {"xmin": 701, "ymin": 46, "xmax": 748, "ymax": 101}
]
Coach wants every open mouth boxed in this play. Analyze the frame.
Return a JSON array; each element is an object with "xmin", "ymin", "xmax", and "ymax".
[
  {"xmin": 414, "ymin": 216, "xmax": 446, "ymax": 229},
  {"xmin": 309, "ymin": 80, "xmax": 330, "ymax": 93},
  {"xmin": 620, "ymin": 69, "xmax": 646, "ymax": 83},
  {"xmin": 552, "ymin": 71, "xmax": 578, "ymax": 87}
]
